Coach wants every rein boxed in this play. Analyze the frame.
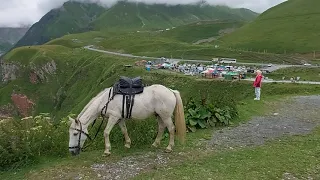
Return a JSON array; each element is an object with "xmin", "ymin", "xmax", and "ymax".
[{"xmin": 69, "ymin": 87, "xmax": 115, "ymax": 151}]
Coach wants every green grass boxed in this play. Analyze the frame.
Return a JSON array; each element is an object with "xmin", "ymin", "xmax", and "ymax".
[
  {"xmin": 1, "ymin": 93, "xmax": 318, "ymax": 179},
  {"xmin": 92, "ymin": 2, "xmax": 257, "ymax": 31},
  {"xmin": 2, "ymin": 45, "xmax": 320, "ymax": 119},
  {"xmin": 220, "ymin": 0, "xmax": 320, "ymax": 55},
  {"xmin": 48, "ymin": 29, "xmax": 304, "ymax": 64},
  {"xmin": 1, "ymin": 43, "xmax": 320, "ymax": 178},
  {"xmin": 134, "ymin": 127, "xmax": 320, "ymax": 180},
  {"xmin": 267, "ymin": 67, "xmax": 320, "ymax": 81},
  {"xmin": 159, "ymin": 20, "xmax": 244, "ymax": 43},
  {"xmin": 15, "ymin": 1, "xmax": 257, "ymax": 50}
]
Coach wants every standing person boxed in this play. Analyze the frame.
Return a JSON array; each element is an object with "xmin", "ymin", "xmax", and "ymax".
[{"xmin": 253, "ymin": 70, "xmax": 263, "ymax": 100}]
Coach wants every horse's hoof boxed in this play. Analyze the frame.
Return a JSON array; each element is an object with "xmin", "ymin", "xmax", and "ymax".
[
  {"xmin": 165, "ymin": 148, "xmax": 172, "ymax": 153},
  {"xmin": 125, "ymin": 144, "xmax": 131, "ymax": 149},
  {"xmin": 152, "ymin": 143, "xmax": 159, "ymax": 148},
  {"xmin": 103, "ymin": 152, "xmax": 111, "ymax": 157}
]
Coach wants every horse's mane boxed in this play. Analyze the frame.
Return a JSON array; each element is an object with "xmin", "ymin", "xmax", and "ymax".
[{"xmin": 77, "ymin": 88, "xmax": 110, "ymax": 122}]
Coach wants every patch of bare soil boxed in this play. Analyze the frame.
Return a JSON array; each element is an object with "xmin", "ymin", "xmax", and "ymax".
[{"xmin": 91, "ymin": 152, "xmax": 175, "ymax": 180}]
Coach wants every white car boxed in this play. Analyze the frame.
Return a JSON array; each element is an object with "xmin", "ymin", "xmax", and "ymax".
[
  {"xmin": 304, "ymin": 63, "xmax": 311, "ymax": 66},
  {"xmin": 267, "ymin": 64, "xmax": 272, "ymax": 67}
]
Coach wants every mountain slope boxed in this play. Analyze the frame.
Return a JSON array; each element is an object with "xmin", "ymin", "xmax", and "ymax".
[
  {"xmin": 220, "ymin": 0, "xmax": 320, "ymax": 54},
  {"xmin": 14, "ymin": 0, "xmax": 258, "ymax": 49},
  {"xmin": 92, "ymin": 1, "xmax": 258, "ymax": 30},
  {"xmin": 14, "ymin": 1, "xmax": 105, "ymax": 49},
  {"xmin": 0, "ymin": 27, "xmax": 29, "ymax": 54},
  {"xmin": 0, "ymin": 45, "xmax": 247, "ymax": 119},
  {"xmin": 160, "ymin": 20, "xmax": 244, "ymax": 43}
]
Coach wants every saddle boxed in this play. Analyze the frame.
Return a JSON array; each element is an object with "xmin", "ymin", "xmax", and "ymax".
[{"xmin": 112, "ymin": 76, "xmax": 144, "ymax": 119}]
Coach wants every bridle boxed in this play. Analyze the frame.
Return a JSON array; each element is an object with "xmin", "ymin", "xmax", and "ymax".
[
  {"xmin": 68, "ymin": 119, "xmax": 92, "ymax": 151},
  {"xmin": 68, "ymin": 88, "xmax": 115, "ymax": 152}
]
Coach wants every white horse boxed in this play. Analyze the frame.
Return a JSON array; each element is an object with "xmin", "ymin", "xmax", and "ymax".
[{"xmin": 68, "ymin": 84, "xmax": 186, "ymax": 156}]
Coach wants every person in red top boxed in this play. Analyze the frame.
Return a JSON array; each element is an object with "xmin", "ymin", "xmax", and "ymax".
[{"xmin": 253, "ymin": 70, "xmax": 263, "ymax": 100}]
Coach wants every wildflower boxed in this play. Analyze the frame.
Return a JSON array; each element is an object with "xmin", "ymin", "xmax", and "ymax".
[{"xmin": 21, "ymin": 116, "xmax": 33, "ymax": 120}]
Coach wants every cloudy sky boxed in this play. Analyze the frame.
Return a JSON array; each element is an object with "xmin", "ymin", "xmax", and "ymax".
[{"xmin": 0, "ymin": 0, "xmax": 286, "ymax": 27}]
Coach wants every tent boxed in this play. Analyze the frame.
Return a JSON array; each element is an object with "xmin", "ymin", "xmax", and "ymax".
[
  {"xmin": 201, "ymin": 68, "xmax": 214, "ymax": 74},
  {"xmin": 226, "ymin": 71, "xmax": 239, "ymax": 76},
  {"xmin": 224, "ymin": 71, "xmax": 239, "ymax": 80}
]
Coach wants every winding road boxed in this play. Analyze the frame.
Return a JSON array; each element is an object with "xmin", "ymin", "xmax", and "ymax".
[
  {"xmin": 84, "ymin": 45, "xmax": 320, "ymax": 85},
  {"xmin": 243, "ymin": 78, "xmax": 320, "ymax": 85}
]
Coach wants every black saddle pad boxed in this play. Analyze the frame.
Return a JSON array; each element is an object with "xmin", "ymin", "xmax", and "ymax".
[
  {"xmin": 114, "ymin": 76, "xmax": 144, "ymax": 95},
  {"xmin": 119, "ymin": 76, "xmax": 143, "ymax": 88}
]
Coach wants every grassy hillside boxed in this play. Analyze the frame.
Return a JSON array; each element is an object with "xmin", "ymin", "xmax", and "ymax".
[
  {"xmin": 2, "ymin": 44, "xmax": 245, "ymax": 118},
  {"xmin": 1, "ymin": 44, "xmax": 319, "ymax": 119},
  {"xmin": 1, "ymin": 43, "xmax": 320, "ymax": 176},
  {"xmin": 0, "ymin": 27, "xmax": 29, "ymax": 53},
  {"xmin": 92, "ymin": 1, "xmax": 258, "ymax": 31},
  {"xmin": 220, "ymin": 0, "xmax": 320, "ymax": 55},
  {"xmin": 14, "ymin": 1, "xmax": 105, "ymax": 49},
  {"xmin": 160, "ymin": 20, "xmax": 244, "ymax": 43},
  {"xmin": 47, "ymin": 27, "xmax": 307, "ymax": 64},
  {"xmin": 13, "ymin": 1, "xmax": 258, "ymax": 49},
  {"xmin": 267, "ymin": 67, "xmax": 320, "ymax": 82}
]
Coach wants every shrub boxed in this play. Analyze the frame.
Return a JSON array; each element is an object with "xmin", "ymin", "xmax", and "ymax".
[
  {"xmin": 185, "ymin": 97, "xmax": 238, "ymax": 132},
  {"xmin": 0, "ymin": 95, "xmax": 238, "ymax": 169},
  {"xmin": 0, "ymin": 114, "xmax": 69, "ymax": 170},
  {"xmin": 0, "ymin": 113, "xmax": 159, "ymax": 170}
]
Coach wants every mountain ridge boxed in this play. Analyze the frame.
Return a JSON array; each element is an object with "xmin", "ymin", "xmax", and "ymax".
[
  {"xmin": 14, "ymin": 1, "xmax": 106, "ymax": 49},
  {"xmin": 13, "ymin": 0, "xmax": 258, "ymax": 50},
  {"xmin": 219, "ymin": 0, "xmax": 320, "ymax": 55}
]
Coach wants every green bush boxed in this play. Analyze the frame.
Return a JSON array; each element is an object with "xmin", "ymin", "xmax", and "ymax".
[
  {"xmin": 185, "ymin": 97, "xmax": 238, "ymax": 132},
  {"xmin": 0, "ymin": 114, "xmax": 69, "ymax": 170},
  {"xmin": 0, "ymin": 113, "xmax": 159, "ymax": 170}
]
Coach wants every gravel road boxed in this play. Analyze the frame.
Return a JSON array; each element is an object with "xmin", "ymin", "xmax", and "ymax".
[{"xmin": 208, "ymin": 95, "xmax": 320, "ymax": 149}]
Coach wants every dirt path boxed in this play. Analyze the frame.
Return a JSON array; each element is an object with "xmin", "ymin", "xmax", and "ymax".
[
  {"xmin": 208, "ymin": 95, "xmax": 320, "ymax": 149},
  {"xmin": 90, "ymin": 95, "xmax": 320, "ymax": 180}
]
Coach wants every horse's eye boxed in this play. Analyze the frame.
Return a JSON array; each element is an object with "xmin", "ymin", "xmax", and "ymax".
[{"xmin": 73, "ymin": 132, "xmax": 78, "ymax": 136}]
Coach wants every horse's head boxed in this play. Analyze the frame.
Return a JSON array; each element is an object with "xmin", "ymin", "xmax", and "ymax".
[{"xmin": 68, "ymin": 116, "xmax": 89, "ymax": 156}]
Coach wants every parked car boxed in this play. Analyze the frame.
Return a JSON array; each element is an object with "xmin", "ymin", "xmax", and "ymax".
[{"xmin": 247, "ymin": 69, "xmax": 255, "ymax": 73}]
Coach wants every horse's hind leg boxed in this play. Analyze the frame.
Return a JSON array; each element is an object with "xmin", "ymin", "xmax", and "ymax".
[
  {"xmin": 118, "ymin": 119, "xmax": 131, "ymax": 149},
  {"xmin": 103, "ymin": 115, "xmax": 119, "ymax": 156},
  {"xmin": 152, "ymin": 116, "xmax": 165, "ymax": 148},
  {"xmin": 162, "ymin": 117, "xmax": 175, "ymax": 153}
]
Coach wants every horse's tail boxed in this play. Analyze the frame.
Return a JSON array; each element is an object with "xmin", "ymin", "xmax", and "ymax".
[{"xmin": 171, "ymin": 89, "xmax": 186, "ymax": 144}]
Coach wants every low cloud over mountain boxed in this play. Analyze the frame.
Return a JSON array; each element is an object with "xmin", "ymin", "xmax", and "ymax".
[{"xmin": 0, "ymin": 0, "xmax": 286, "ymax": 27}]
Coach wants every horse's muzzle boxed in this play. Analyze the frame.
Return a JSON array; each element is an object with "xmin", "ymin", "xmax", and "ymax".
[{"xmin": 69, "ymin": 148, "xmax": 80, "ymax": 156}]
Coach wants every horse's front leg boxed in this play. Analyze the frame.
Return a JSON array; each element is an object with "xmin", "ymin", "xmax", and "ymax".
[
  {"xmin": 118, "ymin": 119, "xmax": 131, "ymax": 149},
  {"xmin": 103, "ymin": 115, "xmax": 119, "ymax": 156}
]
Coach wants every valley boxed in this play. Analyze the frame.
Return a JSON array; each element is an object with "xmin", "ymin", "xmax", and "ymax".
[{"xmin": 0, "ymin": 27, "xmax": 29, "ymax": 55}]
